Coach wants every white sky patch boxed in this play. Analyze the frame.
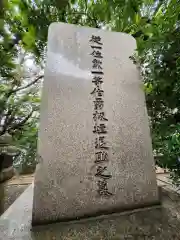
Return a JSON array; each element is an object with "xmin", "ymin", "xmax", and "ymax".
[{"xmin": 47, "ymin": 51, "xmax": 90, "ymax": 80}]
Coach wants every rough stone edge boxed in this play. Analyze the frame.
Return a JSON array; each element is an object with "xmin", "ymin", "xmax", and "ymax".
[
  {"xmin": 32, "ymin": 187, "xmax": 162, "ymax": 227},
  {"xmin": 31, "ymin": 204, "xmax": 163, "ymax": 232},
  {"xmin": 161, "ymin": 185, "xmax": 180, "ymax": 201}
]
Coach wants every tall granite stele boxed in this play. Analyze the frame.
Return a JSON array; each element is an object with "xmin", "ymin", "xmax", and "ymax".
[{"xmin": 32, "ymin": 23, "xmax": 159, "ymax": 225}]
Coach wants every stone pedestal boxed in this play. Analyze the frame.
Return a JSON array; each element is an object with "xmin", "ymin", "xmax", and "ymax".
[{"xmin": 0, "ymin": 184, "xmax": 180, "ymax": 240}]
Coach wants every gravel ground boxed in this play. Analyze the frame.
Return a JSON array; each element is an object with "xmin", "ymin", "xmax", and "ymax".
[
  {"xmin": 0, "ymin": 174, "xmax": 33, "ymax": 216},
  {"xmin": 1, "ymin": 184, "xmax": 29, "ymax": 214}
]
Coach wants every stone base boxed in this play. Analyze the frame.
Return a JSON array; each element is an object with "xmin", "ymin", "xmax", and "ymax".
[{"xmin": 1, "ymin": 184, "xmax": 180, "ymax": 239}]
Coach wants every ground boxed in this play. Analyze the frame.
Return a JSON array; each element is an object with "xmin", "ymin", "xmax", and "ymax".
[{"xmin": 0, "ymin": 174, "xmax": 33, "ymax": 215}]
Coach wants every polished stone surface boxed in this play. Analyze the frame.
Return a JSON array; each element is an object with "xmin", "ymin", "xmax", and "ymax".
[
  {"xmin": 1, "ymin": 184, "xmax": 180, "ymax": 240},
  {"xmin": 32, "ymin": 23, "xmax": 159, "ymax": 225}
]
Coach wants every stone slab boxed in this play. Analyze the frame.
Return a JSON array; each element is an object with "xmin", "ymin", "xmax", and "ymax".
[
  {"xmin": 0, "ymin": 184, "xmax": 33, "ymax": 239},
  {"xmin": 0, "ymin": 183, "xmax": 28, "ymax": 215},
  {"xmin": 1, "ymin": 184, "xmax": 180, "ymax": 240},
  {"xmin": 32, "ymin": 23, "xmax": 159, "ymax": 224}
]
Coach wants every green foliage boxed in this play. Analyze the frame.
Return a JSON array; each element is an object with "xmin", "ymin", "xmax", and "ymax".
[
  {"xmin": 13, "ymin": 118, "xmax": 39, "ymax": 174},
  {"xmin": 137, "ymin": 0, "xmax": 180, "ymax": 183},
  {"xmin": 0, "ymin": 13, "xmax": 42, "ymax": 173}
]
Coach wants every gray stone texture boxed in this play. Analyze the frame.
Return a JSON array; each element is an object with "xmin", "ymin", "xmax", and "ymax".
[
  {"xmin": 32, "ymin": 23, "xmax": 159, "ymax": 224},
  {"xmin": 0, "ymin": 166, "xmax": 14, "ymax": 183},
  {"xmin": 0, "ymin": 184, "xmax": 180, "ymax": 239},
  {"xmin": 0, "ymin": 182, "xmax": 29, "ymax": 215}
]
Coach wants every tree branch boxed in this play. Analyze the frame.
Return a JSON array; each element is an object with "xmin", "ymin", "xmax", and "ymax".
[
  {"xmin": 10, "ymin": 110, "xmax": 34, "ymax": 131},
  {"xmin": 0, "ymin": 108, "xmax": 16, "ymax": 135},
  {"xmin": 11, "ymin": 74, "xmax": 43, "ymax": 94},
  {"xmin": 0, "ymin": 74, "xmax": 43, "ymax": 121}
]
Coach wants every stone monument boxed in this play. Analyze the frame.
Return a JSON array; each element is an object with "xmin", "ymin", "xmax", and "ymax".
[{"xmin": 32, "ymin": 22, "xmax": 159, "ymax": 225}]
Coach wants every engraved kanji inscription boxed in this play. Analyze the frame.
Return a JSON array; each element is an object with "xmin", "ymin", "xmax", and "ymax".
[
  {"xmin": 92, "ymin": 76, "xmax": 103, "ymax": 84},
  {"xmin": 95, "ymin": 151, "xmax": 109, "ymax": 163},
  {"xmin": 95, "ymin": 136, "xmax": 108, "ymax": 149},
  {"xmin": 93, "ymin": 98, "xmax": 104, "ymax": 110},
  {"xmin": 93, "ymin": 123, "xmax": 107, "ymax": 134},
  {"xmin": 90, "ymin": 35, "xmax": 103, "ymax": 45},
  {"xmin": 91, "ymin": 45, "xmax": 102, "ymax": 50},
  {"xmin": 91, "ymin": 84, "xmax": 104, "ymax": 97},
  {"xmin": 89, "ymin": 34, "xmax": 113, "ymax": 197},
  {"xmin": 95, "ymin": 166, "xmax": 112, "ymax": 179},
  {"xmin": 91, "ymin": 50, "xmax": 103, "ymax": 58},
  {"xmin": 91, "ymin": 71, "xmax": 104, "ymax": 75},
  {"xmin": 92, "ymin": 59, "xmax": 103, "ymax": 70},
  {"xmin": 93, "ymin": 111, "xmax": 108, "ymax": 121},
  {"xmin": 97, "ymin": 179, "xmax": 113, "ymax": 196}
]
